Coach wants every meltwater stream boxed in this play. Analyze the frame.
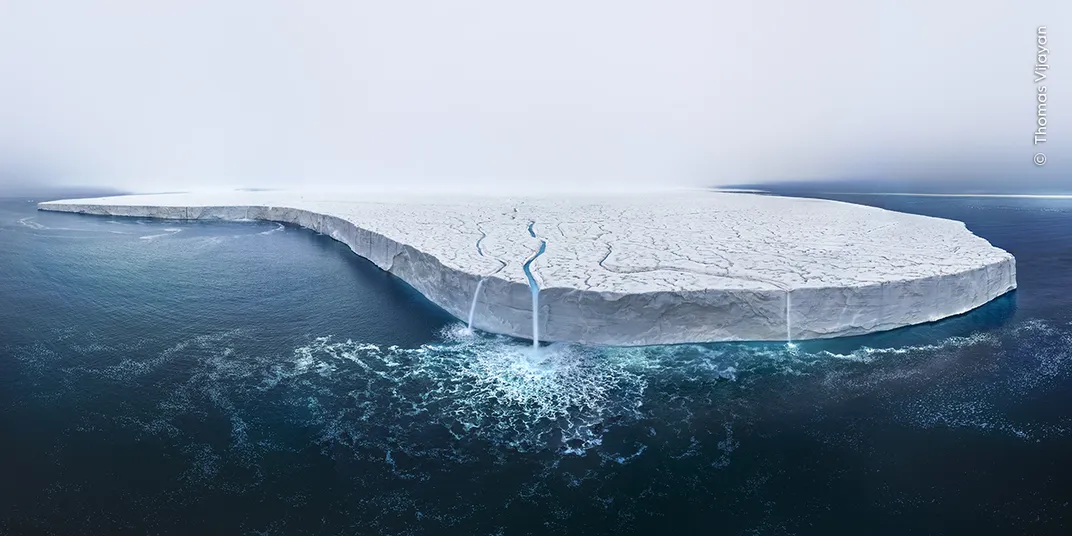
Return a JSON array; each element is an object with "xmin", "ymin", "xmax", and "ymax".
[{"xmin": 522, "ymin": 221, "xmax": 547, "ymax": 348}]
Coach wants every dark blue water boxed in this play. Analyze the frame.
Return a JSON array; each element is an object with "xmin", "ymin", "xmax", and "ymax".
[{"xmin": 1, "ymin": 190, "xmax": 1070, "ymax": 535}]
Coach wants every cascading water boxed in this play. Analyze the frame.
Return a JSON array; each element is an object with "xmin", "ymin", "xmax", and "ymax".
[
  {"xmin": 467, "ymin": 278, "xmax": 485, "ymax": 332},
  {"xmin": 786, "ymin": 290, "xmax": 795, "ymax": 347},
  {"xmin": 522, "ymin": 221, "xmax": 547, "ymax": 349}
]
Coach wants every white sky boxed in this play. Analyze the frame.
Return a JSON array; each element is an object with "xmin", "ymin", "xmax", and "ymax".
[{"xmin": 0, "ymin": 0, "xmax": 1068, "ymax": 193}]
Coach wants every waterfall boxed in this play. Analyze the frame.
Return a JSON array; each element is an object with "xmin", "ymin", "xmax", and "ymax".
[
  {"xmin": 522, "ymin": 241, "xmax": 547, "ymax": 349},
  {"xmin": 786, "ymin": 290, "xmax": 794, "ymax": 346},
  {"xmin": 522, "ymin": 221, "xmax": 547, "ymax": 349},
  {"xmin": 532, "ymin": 285, "xmax": 540, "ymax": 348},
  {"xmin": 467, "ymin": 278, "xmax": 486, "ymax": 332}
]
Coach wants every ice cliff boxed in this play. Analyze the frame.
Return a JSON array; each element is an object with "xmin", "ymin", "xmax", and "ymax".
[{"xmin": 38, "ymin": 191, "xmax": 1016, "ymax": 345}]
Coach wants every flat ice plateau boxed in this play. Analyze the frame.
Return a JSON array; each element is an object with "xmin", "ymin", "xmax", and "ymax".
[{"xmin": 38, "ymin": 191, "xmax": 1016, "ymax": 345}]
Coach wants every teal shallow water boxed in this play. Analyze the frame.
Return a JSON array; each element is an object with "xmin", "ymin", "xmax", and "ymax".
[{"xmin": 1, "ymin": 191, "xmax": 1070, "ymax": 535}]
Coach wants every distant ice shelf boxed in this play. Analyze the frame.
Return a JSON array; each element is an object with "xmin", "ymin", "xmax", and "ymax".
[{"xmin": 38, "ymin": 191, "xmax": 1016, "ymax": 346}]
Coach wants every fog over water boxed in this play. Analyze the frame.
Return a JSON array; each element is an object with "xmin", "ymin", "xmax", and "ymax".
[{"xmin": 0, "ymin": 0, "xmax": 1069, "ymax": 194}]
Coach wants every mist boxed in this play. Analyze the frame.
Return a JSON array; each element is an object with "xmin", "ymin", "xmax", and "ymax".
[{"xmin": 0, "ymin": 0, "xmax": 1068, "ymax": 194}]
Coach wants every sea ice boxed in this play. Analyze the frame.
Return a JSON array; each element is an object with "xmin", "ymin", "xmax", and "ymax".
[{"xmin": 38, "ymin": 190, "xmax": 1016, "ymax": 345}]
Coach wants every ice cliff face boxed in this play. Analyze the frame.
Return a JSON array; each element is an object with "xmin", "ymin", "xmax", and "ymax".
[{"xmin": 38, "ymin": 191, "xmax": 1016, "ymax": 345}]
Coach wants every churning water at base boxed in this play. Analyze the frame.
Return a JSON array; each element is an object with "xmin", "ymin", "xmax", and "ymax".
[{"xmin": 3, "ymin": 190, "xmax": 1072, "ymax": 535}]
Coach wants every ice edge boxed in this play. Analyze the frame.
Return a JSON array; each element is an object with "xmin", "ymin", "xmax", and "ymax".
[{"xmin": 37, "ymin": 197, "xmax": 1017, "ymax": 346}]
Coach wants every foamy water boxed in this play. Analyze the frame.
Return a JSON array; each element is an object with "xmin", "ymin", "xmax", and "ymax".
[{"xmin": 5, "ymin": 192, "xmax": 1071, "ymax": 534}]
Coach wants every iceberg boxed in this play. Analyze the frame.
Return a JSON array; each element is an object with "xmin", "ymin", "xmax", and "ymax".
[{"xmin": 38, "ymin": 191, "xmax": 1016, "ymax": 346}]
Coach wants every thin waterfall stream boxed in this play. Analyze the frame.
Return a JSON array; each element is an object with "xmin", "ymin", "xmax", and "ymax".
[
  {"xmin": 467, "ymin": 278, "xmax": 486, "ymax": 332},
  {"xmin": 786, "ymin": 290, "xmax": 794, "ymax": 347}
]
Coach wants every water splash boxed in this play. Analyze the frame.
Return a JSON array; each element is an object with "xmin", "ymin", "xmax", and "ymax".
[{"xmin": 280, "ymin": 325, "xmax": 652, "ymax": 453}]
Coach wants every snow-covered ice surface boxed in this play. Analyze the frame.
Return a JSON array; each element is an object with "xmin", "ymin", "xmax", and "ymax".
[{"xmin": 38, "ymin": 191, "xmax": 1016, "ymax": 345}]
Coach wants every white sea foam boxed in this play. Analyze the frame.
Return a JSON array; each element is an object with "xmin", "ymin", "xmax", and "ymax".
[
  {"xmin": 17, "ymin": 317, "xmax": 1072, "ymax": 483},
  {"xmin": 259, "ymin": 223, "xmax": 284, "ymax": 235},
  {"xmin": 16, "ymin": 216, "xmax": 130, "ymax": 234},
  {"xmin": 139, "ymin": 228, "xmax": 182, "ymax": 240},
  {"xmin": 10, "ymin": 315, "xmax": 1072, "ymax": 533},
  {"xmin": 279, "ymin": 325, "xmax": 652, "ymax": 453},
  {"xmin": 17, "ymin": 217, "xmax": 46, "ymax": 229}
]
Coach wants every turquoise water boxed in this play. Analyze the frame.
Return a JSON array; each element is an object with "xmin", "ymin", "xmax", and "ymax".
[{"xmin": 1, "ymin": 191, "xmax": 1070, "ymax": 534}]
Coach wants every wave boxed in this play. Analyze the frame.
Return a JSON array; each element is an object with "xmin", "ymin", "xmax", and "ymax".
[
  {"xmin": 16, "ymin": 217, "xmax": 47, "ymax": 229},
  {"xmin": 16, "ymin": 216, "xmax": 132, "ymax": 234}
]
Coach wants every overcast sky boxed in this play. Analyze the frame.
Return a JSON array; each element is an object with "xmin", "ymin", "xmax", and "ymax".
[{"xmin": 0, "ymin": 0, "xmax": 1068, "ymax": 193}]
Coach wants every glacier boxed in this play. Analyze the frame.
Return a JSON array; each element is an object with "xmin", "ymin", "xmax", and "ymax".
[{"xmin": 37, "ymin": 191, "xmax": 1016, "ymax": 346}]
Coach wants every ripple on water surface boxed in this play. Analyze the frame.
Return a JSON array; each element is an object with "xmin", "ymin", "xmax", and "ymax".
[
  {"xmin": 7, "ymin": 312, "xmax": 1072, "ymax": 533},
  {"xmin": 14, "ymin": 317, "xmax": 1072, "ymax": 460}
]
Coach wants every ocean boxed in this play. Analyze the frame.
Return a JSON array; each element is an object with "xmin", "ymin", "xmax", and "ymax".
[{"xmin": 1, "ymin": 188, "xmax": 1070, "ymax": 535}]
